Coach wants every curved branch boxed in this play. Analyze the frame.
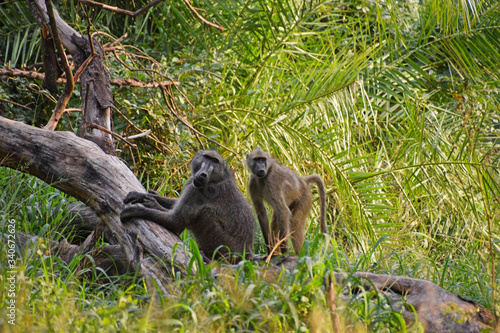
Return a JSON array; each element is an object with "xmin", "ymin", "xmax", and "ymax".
[
  {"xmin": 76, "ymin": 0, "xmax": 225, "ymax": 31},
  {"xmin": 0, "ymin": 67, "xmax": 179, "ymax": 88},
  {"xmin": 76, "ymin": 0, "xmax": 163, "ymax": 17},
  {"xmin": 181, "ymin": 0, "xmax": 224, "ymax": 32},
  {"xmin": 0, "ymin": 117, "xmax": 191, "ymax": 285},
  {"xmin": 44, "ymin": 0, "xmax": 74, "ymax": 131}
]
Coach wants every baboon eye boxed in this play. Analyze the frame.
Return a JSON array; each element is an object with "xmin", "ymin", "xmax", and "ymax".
[{"xmin": 204, "ymin": 155, "xmax": 219, "ymax": 164}]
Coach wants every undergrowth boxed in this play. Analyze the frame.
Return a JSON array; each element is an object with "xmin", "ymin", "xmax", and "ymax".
[{"xmin": 0, "ymin": 167, "xmax": 496, "ymax": 332}]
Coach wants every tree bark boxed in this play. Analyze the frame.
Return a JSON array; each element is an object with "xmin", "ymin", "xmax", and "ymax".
[
  {"xmin": 0, "ymin": 116, "xmax": 191, "ymax": 289},
  {"xmin": 16, "ymin": 231, "xmax": 129, "ymax": 277},
  {"xmin": 26, "ymin": 0, "xmax": 115, "ymax": 154},
  {"xmin": 60, "ymin": 202, "xmax": 116, "ymax": 244}
]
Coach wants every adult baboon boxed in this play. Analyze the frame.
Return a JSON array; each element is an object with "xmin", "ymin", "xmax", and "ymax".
[
  {"xmin": 121, "ymin": 150, "xmax": 255, "ymax": 260},
  {"xmin": 246, "ymin": 148, "xmax": 327, "ymax": 255}
]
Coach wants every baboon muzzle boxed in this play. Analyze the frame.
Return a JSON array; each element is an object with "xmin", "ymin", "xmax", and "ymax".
[
  {"xmin": 193, "ymin": 163, "xmax": 214, "ymax": 188},
  {"xmin": 255, "ymin": 168, "xmax": 266, "ymax": 178}
]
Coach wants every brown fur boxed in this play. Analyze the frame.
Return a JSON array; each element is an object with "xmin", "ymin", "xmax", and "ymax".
[
  {"xmin": 246, "ymin": 148, "xmax": 326, "ymax": 255},
  {"xmin": 121, "ymin": 150, "xmax": 256, "ymax": 260}
]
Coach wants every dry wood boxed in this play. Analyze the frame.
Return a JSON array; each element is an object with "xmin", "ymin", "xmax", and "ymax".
[
  {"xmin": 43, "ymin": 0, "xmax": 74, "ymax": 131},
  {"xmin": 0, "ymin": 117, "xmax": 191, "ymax": 289},
  {"xmin": 0, "ymin": 68, "xmax": 179, "ymax": 88},
  {"xmin": 16, "ymin": 231, "xmax": 129, "ymax": 277},
  {"xmin": 27, "ymin": 0, "xmax": 115, "ymax": 153},
  {"xmin": 76, "ymin": 0, "xmax": 163, "ymax": 17}
]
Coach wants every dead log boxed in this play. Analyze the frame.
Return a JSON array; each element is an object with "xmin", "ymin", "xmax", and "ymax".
[
  {"xmin": 16, "ymin": 231, "xmax": 128, "ymax": 277},
  {"xmin": 60, "ymin": 202, "xmax": 117, "ymax": 244},
  {"xmin": 252, "ymin": 255, "xmax": 493, "ymax": 331},
  {"xmin": 333, "ymin": 272, "xmax": 494, "ymax": 332},
  {"xmin": 0, "ymin": 116, "xmax": 191, "ymax": 290}
]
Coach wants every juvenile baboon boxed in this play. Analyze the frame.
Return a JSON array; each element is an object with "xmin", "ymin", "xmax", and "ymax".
[
  {"xmin": 121, "ymin": 150, "xmax": 256, "ymax": 260},
  {"xmin": 246, "ymin": 148, "xmax": 327, "ymax": 255}
]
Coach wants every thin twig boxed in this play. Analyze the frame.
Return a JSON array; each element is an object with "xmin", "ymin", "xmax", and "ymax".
[
  {"xmin": 161, "ymin": 84, "xmax": 204, "ymax": 148},
  {"xmin": 76, "ymin": 0, "xmax": 163, "ymax": 17},
  {"xmin": 112, "ymin": 105, "xmax": 173, "ymax": 154},
  {"xmin": 73, "ymin": 54, "xmax": 95, "ymax": 83},
  {"xmin": 77, "ymin": 0, "xmax": 224, "ymax": 31},
  {"xmin": 64, "ymin": 108, "xmax": 82, "ymax": 113},
  {"xmin": 0, "ymin": 68, "xmax": 178, "ymax": 88},
  {"xmin": 265, "ymin": 232, "xmax": 292, "ymax": 263},
  {"xmin": 181, "ymin": 0, "xmax": 224, "ymax": 32},
  {"xmin": 87, "ymin": 122, "xmax": 136, "ymax": 148},
  {"xmin": 178, "ymin": 68, "xmax": 223, "ymax": 80},
  {"xmin": 159, "ymin": 85, "xmax": 236, "ymax": 155},
  {"xmin": 0, "ymin": 98, "xmax": 31, "ymax": 110},
  {"xmin": 103, "ymin": 33, "xmax": 128, "ymax": 48},
  {"xmin": 125, "ymin": 130, "xmax": 151, "ymax": 140},
  {"xmin": 73, "ymin": 10, "xmax": 97, "ymax": 82}
]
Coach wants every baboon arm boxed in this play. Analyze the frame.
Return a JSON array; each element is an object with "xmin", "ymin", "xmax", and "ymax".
[
  {"xmin": 123, "ymin": 191, "xmax": 149, "ymax": 204},
  {"xmin": 124, "ymin": 191, "xmax": 175, "ymax": 211},
  {"xmin": 150, "ymin": 195, "xmax": 177, "ymax": 210},
  {"xmin": 120, "ymin": 205, "xmax": 186, "ymax": 234},
  {"xmin": 252, "ymin": 199, "xmax": 270, "ymax": 248},
  {"xmin": 146, "ymin": 190, "xmax": 177, "ymax": 209}
]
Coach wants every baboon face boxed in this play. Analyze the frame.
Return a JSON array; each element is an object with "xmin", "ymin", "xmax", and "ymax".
[
  {"xmin": 246, "ymin": 149, "xmax": 269, "ymax": 178},
  {"xmin": 191, "ymin": 150, "xmax": 225, "ymax": 188}
]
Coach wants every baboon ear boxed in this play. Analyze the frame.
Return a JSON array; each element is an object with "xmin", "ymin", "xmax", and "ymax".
[{"xmin": 246, "ymin": 153, "xmax": 249, "ymax": 159}]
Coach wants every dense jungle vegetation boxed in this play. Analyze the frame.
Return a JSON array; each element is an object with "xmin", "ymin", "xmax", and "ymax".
[{"xmin": 0, "ymin": 0, "xmax": 499, "ymax": 331}]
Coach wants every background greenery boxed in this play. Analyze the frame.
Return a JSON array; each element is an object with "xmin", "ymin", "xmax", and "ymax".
[{"xmin": 1, "ymin": 0, "xmax": 499, "ymax": 331}]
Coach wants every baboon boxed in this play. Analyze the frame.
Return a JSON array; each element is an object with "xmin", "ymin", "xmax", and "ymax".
[
  {"xmin": 246, "ymin": 148, "xmax": 327, "ymax": 255},
  {"xmin": 121, "ymin": 150, "xmax": 256, "ymax": 260}
]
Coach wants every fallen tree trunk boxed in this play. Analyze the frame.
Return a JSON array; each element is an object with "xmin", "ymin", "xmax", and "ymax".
[
  {"xmin": 16, "ymin": 231, "xmax": 129, "ymax": 277},
  {"xmin": 60, "ymin": 202, "xmax": 116, "ymax": 244},
  {"xmin": 332, "ymin": 272, "xmax": 493, "ymax": 332},
  {"xmin": 0, "ymin": 116, "xmax": 191, "ymax": 290},
  {"xmin": 268, "ymin": 256, "xmax": 493, "ymax": 332}
]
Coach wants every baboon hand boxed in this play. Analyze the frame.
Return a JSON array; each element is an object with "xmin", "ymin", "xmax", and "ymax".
[
  {"xmin": 142, "ymin": 195, "xmax": 168, "ymax": 211},
  {"xmin": 120, "ymin": 205, "xmax": 147, "ymax": 222},
  {"xmin": 148, "ymin": 189, "xmax": 161, "ymax": 196},
  {"xmin": 123, "ymin": 191, "xmax": 148, "ymax": 204}
]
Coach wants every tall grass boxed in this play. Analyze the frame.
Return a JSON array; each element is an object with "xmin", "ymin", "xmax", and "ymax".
[{"xmin": 0, "ymin": 166, "xmax": 496, "ymax": 332}]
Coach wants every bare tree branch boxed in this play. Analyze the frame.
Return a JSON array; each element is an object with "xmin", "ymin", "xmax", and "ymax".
[
  {"xmin": 87, "ymin": 122, "xmax": 136, "ymax": 148},
  {"xmin": 43, "ymin": 0, "xmax": 74, "ymax": 131},
  {"xmin": 76, "ymin": 0, "xmax": 163, "ymax": 17},
  {"xmin": 0, "ymin": 68, "xmax": 179, "ymax": 88},
  {"xmin": 76, "ymin": 0, "xmax": 224, "ymax": 31},
  {"xmin": 181, "ymin": 0, "xmax": 224, "ymax": 32}
]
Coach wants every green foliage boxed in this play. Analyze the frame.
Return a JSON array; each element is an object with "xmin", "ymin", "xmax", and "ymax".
[
  {"xmin": 0, "ymin": 168, "xmax": 75, "ymax": 236},
  {"xmin": 1, "ymin": 0, "xmax": 499, "ymax": 331}
]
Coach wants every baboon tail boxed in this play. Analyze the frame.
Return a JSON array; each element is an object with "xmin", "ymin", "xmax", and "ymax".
[{"xmin": 303, "ymin": 175, "xmax": 327, "ymax": 233}]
